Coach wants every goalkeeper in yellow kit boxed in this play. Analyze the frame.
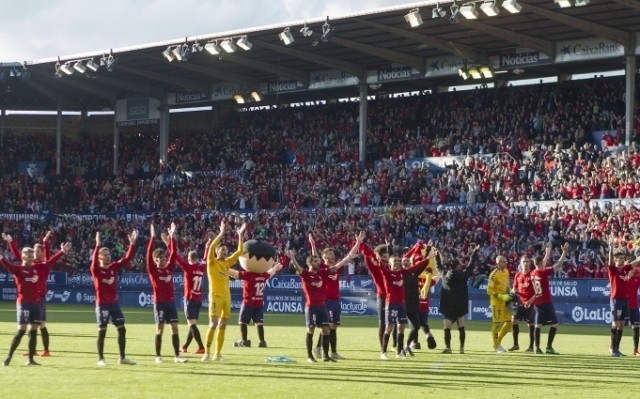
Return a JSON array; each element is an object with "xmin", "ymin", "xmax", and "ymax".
[
  {"xmin": 201, "ymin": 219, "xmax": 246, "ymax": 362},
  {"xmin": 487, "ymin": 255, "xmax": 513, "ymax": 353}
]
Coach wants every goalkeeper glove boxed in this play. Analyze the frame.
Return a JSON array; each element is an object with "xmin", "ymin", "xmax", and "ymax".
[{"xmin": 497, "ymin": 293, "xmax": 512, "ymax": 303}]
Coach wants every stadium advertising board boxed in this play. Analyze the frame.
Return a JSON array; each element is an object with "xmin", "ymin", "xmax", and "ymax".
[
  {"xmin": 262, "ymin": 79, "xmax": 306, "ymax": 94},
  {"xmin": 555, "ymin": 37, "xmax": 624, "ymax": 63},
  {"xmin": 167, "ymin": 90, "xmax": 210, "ymax": 105},
  {"xmin": 211, "ymin": 82, "xmax": 246, "ymax": 101},
  {"xmin": 366, "ymin": 64, "xmax": 423, "ymax": 83},
  {"xmin": 115, "ymin": 97, "xmax": 161, "ymax": 127},
  {"xmin": 425, "ymin": 56, "xmax": 480, "ymax": 78},
  {"xmin": 488, "ymin": 47, "xmax": 551, "ymax": 69},
  {"xmin": 308, "ymin": 69, "xmax": 359, "ymax": 90}
]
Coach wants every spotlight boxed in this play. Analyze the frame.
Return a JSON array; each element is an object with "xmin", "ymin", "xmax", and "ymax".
[
  {"xmin": 480, "ymin": 66, "xmax": 494, "ymax": 78},
  {"xmin": 204, "ymin": 40, "xmax": 221, "ymax": 55},
  {"xmin": 574, "ymin": 0, "xmax": 589, "ymax": 6},
  {"xmin": 171, "ymin": 46, "xmax": 183, "ymax": 61},
  {"xmin": 162, "ymin": 46, "xmax": 175, "ymax": 62},
  {"xmin": 480, "ymin": 0, "xmax": 500, "ymax": 16},
  {"xmin": 233, "ymin": 94, "xmax": 245, "ymax": 104},
  {"xmin": 250, "ymin": 91, "xmax": 262, "ymax": 102},
  {"xmin": 300, "ymin": 24, "xmax": 313, "ymax": 37},
  {"xmin": 501, "ymin": 0, "xmax": 522, "ymax": 13},
  {"xmin": 105, "ymin": 53, "xmax": 117, "ymax": 72},
  {"xmin": 192, "ymin": 41, "xmax": 203, "ymax": 53},
  {"xmin": 458, "ymin": 67, "xmax": 469, "ymax": 80},
  {"xmin": 59, "ymin": 62, "xmax": 74, "ymax": 75},
  {"xmin": 86, "ymin": 58, "xmax": 99, "ymax": 72},
  {"xmin": 220, "ymin": 39, "xmax": 237, "ymax": 53},
  {"xmin": 449, "ymin": 3, "xmax": 460, "ymax": 23},
  {"xmin": 73, "ymin": 60, "xmax": 87, "ymax": 74},
  {"xmin": 459, "ymin": 3, "xmax": 479, "ymax": 19},
  {"xmin": 321, "ymin": 17, "xmax": 334, "ymax": 43},
  {"xmin": 179, "ymin": 44, "xmax": 192, "ymax": 61},
  {"xmin": 554, "ymin": 0, "xmax": 572, "ymax": 7},
  {"xmin": 279, "ymin": 27, "xmax": 295, "ymax": 45},
  {"xmin": 404, "ymin": 8, "xmax": 423, "ymax": 28},
  {"xmin": 432, "ymin": 3, "xmax": 447, "ymax": 18},
  {"xmin": 468, "ymin": 68, "xmax": 482, "ymax": 79},
  {"xmin": 237, "ymin": 36, "xmax": 252, "ymax": 51}
]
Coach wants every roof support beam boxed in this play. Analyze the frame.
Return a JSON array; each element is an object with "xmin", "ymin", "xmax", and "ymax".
[
  {"xmin": 117, "ymin": 64, "xmax": 210, "ymax": 94},
  {"xmin": 525, "ymin": 2, "xmax": 630, "ymax": 48},
  {"xmin": 252, "ymin": 40, "xmax": 364, "ymax": 77},
  {"xmin": 224, "ymin": 55, "xmax": 309, "ymax": 85},
  {"xmin": 167, "ymin": 61, "xmax": 259, "ymax": 88},
  {"xmin": 32, "ymin": 69, "xmax": 117, "ymax": 103},
  {"xmin": 461, "ymin": 20, "xmax": 555, "ymax": 58},
  {"xmin": 92, "ymin": 75, "xmax": 167, "ymax": 99},
  {"xmin": 356, "ymin": 18, "xmax": 487, "ymax": 62},
  {"xmin": 330, "ymin": 37, "xmax": 425, "ymax": 73},
  {"xmin": 611, "ymin": 0, "xmax": 640, "ymax": 13}
]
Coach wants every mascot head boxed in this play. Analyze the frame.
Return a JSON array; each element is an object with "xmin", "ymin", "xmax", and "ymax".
[{"xmin": 238, "ymin": 239, "xmax": 276, "ymax": 273}]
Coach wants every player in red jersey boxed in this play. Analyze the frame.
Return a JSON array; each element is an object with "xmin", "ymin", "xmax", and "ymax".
[
  {"xmin": 606, "ymin": 237, "xmax": 640, "ymax": 357},
  {"xmin": 1, "ymin": 241, "xmax": 71, "ymax": 366},
  {"xmin": 163, "ymin": 225, "xmax": 210, "ymax": 354},
  {"xmin": 285, "ymin": 238, "xmax": 358, "ymax": 363},
  {"xmin": 379, "ymin": 247, "xmax": 435, "ymax": 360},
  {"xmin": 147, "ymin": 223, "xmax": 187, "ymax": 364},
  {"xmin": 509, "ymin": 254, "xmax": 545, "ymax": 352},
  {"xmin": 627, "ymin": 263, "xmax": 640, "ymax": 356},
  {"xmin": 91, "ymin": 230, "xmax": 138, "ymax": 366},
  {"xmin": 309, "ymin": 233, "xmax": 349, "ymax": 360},
  {"xmin": 526, "ymin": 242, "xmax": 569, "ymax": 355},
  {"xmin": 358, "ymin": 232, "xmax": 391, "ymax": 353},
  {"xmin": 3, "ymin": 231, "xmax": 59, "ymax": 357},
  {"xmin": 228, "ymin": 261, "xmax": 283, "ymax": 348}
]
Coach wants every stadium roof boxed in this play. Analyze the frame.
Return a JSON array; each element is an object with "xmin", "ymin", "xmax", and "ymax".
[{"xmin": 2, "ymin": 0, "xmax": 639, "ymax": 111}]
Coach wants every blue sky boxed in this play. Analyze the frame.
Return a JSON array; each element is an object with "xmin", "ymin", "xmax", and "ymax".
[{"xmin": 1, "ymin": 0, "xmax": 428, "ymax": 62}]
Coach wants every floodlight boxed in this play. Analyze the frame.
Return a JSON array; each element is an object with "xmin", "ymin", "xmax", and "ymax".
[
  {"xmin": 86, "ymin": 58, "xmax": 99, "ymax": 72},
  {"xmin": 105, "ymin": 54, "xmax": 117, "ymax": 72},
  {"xmin": 404, "ymin": 8, "xmax": 423, "ymax": 28},
  {"xmin": 237, "ymin": 36, "xmax": 252, "ymax": 51},
  {"xmin": 574, "ymin": 0, "xmax": 589, "ymax": 6},
  {"xmin": 460, "ymin": 3, "xmax": 479, "ymax": 19},
  {"xmin": 192, "ymin": 41, "xmax": 203, "ymax": 53},
  {"xmin": 449, "ymin": 3, "xmax": 460, "ymax": 23},
  {"xmin": 432, "ymin": 3, "xmax": 447, "ymax": 18},
  {"xmin": 73, "ymin": 60, "xmax": 87, "ymax": 74},
  {"xmin": 279, "ymin": 28, "xmax": 295, "ymax": 45},
  {"xmin": 554, "ymin": 0, "xmax": 572, "ymax": 7},
  {"xmin": 220, "ymin": 39, "xmax": 237, "ymax": 53},
  {"xmin": 468, "ymin": 68, "xmax": 482, "ymax": 79},
  {"xmin": 204, "ymin": 41, "xmax": 221, "ymax": 55},
  {"xmin": 321, "ymin": 17, "xmax": 334, "ymax": 43},
  {"xmin": 300, "ymin": 24, "xmax": 313, "ymax": 37},
  {"xmin": 480, "ymin": 1, "xmax": 500, "ymax": 16},
  {"xmin": 251, "ymin": 91, "xmax": 262, "ymax": 102},
  {"xmin": 233, "ymin": 94, "xmax": 245, "ymax": 104},
  {"xmin": 59, "ymin": 62, "xmax": 74, "ymax": 75},
  {"xmin": 502, "ymin": 0, "xmax": 522, "ymax": 13},
  {"xmin": 480, "ymin": 66, "xmax": 493, "ymax": 78},
  {"xmin": 162, "ymin": 46, "xmax": 175, "ymax": 62},
  {"xmin": 458, "ymin": 68, "xmax": 469, "ymax": 80}
]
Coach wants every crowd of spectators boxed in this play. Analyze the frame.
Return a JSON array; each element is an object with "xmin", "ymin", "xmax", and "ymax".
[{"xmin": 1, "ymin": 76, "xmax": 640, "ymax": 279}]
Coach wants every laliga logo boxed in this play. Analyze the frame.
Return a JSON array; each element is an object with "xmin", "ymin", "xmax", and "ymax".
[{"xmin": 571, "ymin": 306, "xmax": 612, "ymax": 323}]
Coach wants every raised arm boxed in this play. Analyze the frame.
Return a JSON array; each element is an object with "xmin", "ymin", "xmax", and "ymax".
[
  {"xmin": 267, "ymin": 262, "xmax": 284, "ymax": 277},
  {"xmin": 146, "ymin": 224, "xmax": 157, "ymax": 273},
  {"xmin": 308, "ymin": 233, "xmax": 318, "ymax": 257},
  {"xmin": 207, "ymin": 220, "xmax": 227, "ymax": 265},
  {"xmin": 329, "ymin": 235, "xmax": 362, "ymax": 272},
  {"xmin": 551, "ymin": 242, "xmax": 570, "ymax": 271},
  {"xmin": 225, "ymin": 223, "xmax": 247, "ymax": 263},
  {"xmin": 284, "ymin": 249, "xmax": 304, "ymax": 275},
  {"xmin": 2, "ymin": 233, "xmax": 20, "ymax": 261}
]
